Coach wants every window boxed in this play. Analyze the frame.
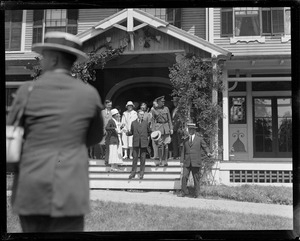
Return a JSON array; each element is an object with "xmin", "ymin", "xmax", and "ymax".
[
  {"xmin": 140, "ymin": 8, "xmax": 166, "ymax": 20},
  {"xmin": 138, "ymin": 8, "xmax": 181, "ymax": 28},
  {"xmin": 166, "ymin": 8, "xmax": 182, "ymax": 28},
  {"xmin": 5, "ymin": 10, "xmax": 23, "ymax": 51},
  {"xmin": 32, "ymin": 9, "xmax": 78, "ymax": 44},
  {"xmin": 221, "ymin": 7, "xmax": 291, "ymax": 37},
  {"xmin": 253, "ymin": 97, "xmax": 292, "ymax": 158}
]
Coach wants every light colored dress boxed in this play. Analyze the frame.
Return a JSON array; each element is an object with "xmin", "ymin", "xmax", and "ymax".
[
  {"xmin": 121, "ymin": 110, "xmax": 137, "ymax": 148},
  {"xmin": 108, "ymin": 118, "xmax": 123, "ymax": 164}
]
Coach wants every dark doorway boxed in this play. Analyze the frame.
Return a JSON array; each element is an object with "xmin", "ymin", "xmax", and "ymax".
[{"xmin": 111, "ymin": 83, "xmax": 173, "ymax": 113}]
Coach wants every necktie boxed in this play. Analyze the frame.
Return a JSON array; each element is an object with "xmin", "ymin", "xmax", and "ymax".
[{"xmin": 189, "ymin": 135, "xmax": 193, "ymax": 145}]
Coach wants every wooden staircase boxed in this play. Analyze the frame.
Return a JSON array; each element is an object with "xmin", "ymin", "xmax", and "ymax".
[{"xmin": 89, "ymin": 158, "xmax": 182, "ymax": 190}]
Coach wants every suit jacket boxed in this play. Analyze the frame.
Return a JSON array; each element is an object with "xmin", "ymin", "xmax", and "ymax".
[
  {"xmin": 127, "ymin": 119, "xmax": 151, "ymax": 148},
  {"xmin": 180, "ymin": 133, "xmax": 210, "ymax": 167},
  {"xmin": 105, "ymin": 118, "xmax": 119, "ymax": 145},
  {"xmin": 6, "ymin": 71, "xmax": 104, "ymax": 217}
]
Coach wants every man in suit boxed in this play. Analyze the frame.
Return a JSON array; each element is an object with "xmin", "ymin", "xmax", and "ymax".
[
  {"xmin": 101, "ymin": 99, "xmax": 112, "ymax": 165},
  {"xmin": 178, "ymin": 123, "xmax": 212, "ymax": 198},
  {"xmin": 126, "ymin": 109, "xmax": 151, "ymax": 179},
  {"xmin": 6, "ymin": 32, "xmax": 104, "ymax": 232}
]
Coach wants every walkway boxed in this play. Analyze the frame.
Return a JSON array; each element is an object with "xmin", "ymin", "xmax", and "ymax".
[{"xmin": 89, "ymin": 190, "xmax": 293, "ymax": 219}]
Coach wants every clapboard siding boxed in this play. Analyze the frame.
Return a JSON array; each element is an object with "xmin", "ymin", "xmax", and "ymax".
[
  {"xmin": 24, "ymin": 10, "xmax": 33, "ymax": 51},
  {"xmin": 78, "ymin": 8, "xmax": 118, "ymax": 34},
  {"xmin": 213, "ymin": 8, "xmax": 291, "ymax": 56},
  {"xmin": 181, "ymin": 8, "xmax": 206, "ymax": 40}
]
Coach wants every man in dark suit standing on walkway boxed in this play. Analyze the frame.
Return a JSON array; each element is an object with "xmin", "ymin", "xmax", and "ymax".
[
  {"xmin": 126, "ymin": 109, "xmax": 151, "ymax": 179},
  {"xmin": 178, "ymin": 123, "xmax": 212, "ymax": 198}
]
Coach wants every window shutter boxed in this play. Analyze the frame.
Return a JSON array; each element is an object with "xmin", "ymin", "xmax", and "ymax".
[
  {"xmin": 67, "ymin": 9, "xmax": 79, "ymax": 24},
  {"xmin": 33, "ymin": 10, "xmax": 44, "ymax": 26},
  {"xmin": 174, "ymin": 8, "xmax": 181, "ymax": 28},
  {"xmin": 221, "ymin": 9, "xmax": 233, "ymax": 36},
  {"xmin": 272, "ymin": 9, "xmax": 284, "ymax": 34},
  {"xmin": 262, "ymin": 9, "xmax": 271, "ymax": 34}
]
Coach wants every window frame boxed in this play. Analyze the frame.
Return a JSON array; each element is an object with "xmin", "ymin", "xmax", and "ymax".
[
  {"xmin": 32, "ymin": 9, "xmax": 79, "ymax": 45},
  {"xmin": 253, "ymin": 96, "xmax": 292, "ymax": 158},
  {"xmin": 220, "ymin": 7, "xmax": 290, "ymax": 38}
]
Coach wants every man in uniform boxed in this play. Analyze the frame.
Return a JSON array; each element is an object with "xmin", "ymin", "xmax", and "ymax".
[{"xmin": 151, "ymin": 96, "xmax": 173, "ymax": 166}]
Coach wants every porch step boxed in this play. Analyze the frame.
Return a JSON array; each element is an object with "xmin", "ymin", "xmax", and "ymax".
[{"xmin": 89, "ymin": 158, "xmax": 182, "ymax": 190}]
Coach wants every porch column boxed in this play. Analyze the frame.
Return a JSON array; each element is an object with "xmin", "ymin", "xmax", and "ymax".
[
  {"xmin": 222, "ymin": 69, "xmax": 229, "ymax": 161},
  {"xmin": 212, "ymin": 58, "xmax": 218, "ymax": 158}
]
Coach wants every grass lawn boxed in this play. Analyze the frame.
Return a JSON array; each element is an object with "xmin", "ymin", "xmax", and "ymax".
[{"xmin": 7, "ymin": 197, "xmax": 292, "ymax": 232}]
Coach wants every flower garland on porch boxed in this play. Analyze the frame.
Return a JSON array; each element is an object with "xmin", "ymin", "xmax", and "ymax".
[{"xmin": 30, "ymin": 43, "xmax": 127, "ymax": 83}]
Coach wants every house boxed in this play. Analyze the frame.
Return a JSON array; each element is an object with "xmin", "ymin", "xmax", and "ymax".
[{"xmin": 5, "ymin": 7, "xmax": 292, "ymax": 187}]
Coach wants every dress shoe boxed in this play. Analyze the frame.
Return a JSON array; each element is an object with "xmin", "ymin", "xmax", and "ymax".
[
  {"xmin": 129, "ymin": 173, "xmax": 135, "ymax": 179},
  {"xmin": 129, "ymin": 156, "xmax": 133, "ymax": 159},
  {"xmin": 177, "ymin": 192, "xmax": 187, "ymax": 197},
  {"xmin": 139, "ymin": 174, "xmax": 144, "ymax": 179},
  {"xmin": 193, "ymin": 194, "xmax": 200, "ymax": 199},
  {"xmin": 163, "ymin": 162, "xmax": 168, "ymax": 167}
]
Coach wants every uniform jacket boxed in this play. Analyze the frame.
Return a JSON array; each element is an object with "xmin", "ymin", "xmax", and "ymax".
[
  {"xmin": 6, "ymin": 71, "xmax": 104, "ymax": 217},
  {"xmin": 105, "ymin": 118, "xmax": 120, "ymax": 145},
  {"xmin": 180, "ymin": 133, "xmax": 210, "ymax": 167},
  {"xmin": 127, "ymin": 119, "xmax": 151, "ymax": 148},
  {"xmin": 151, "ymin": 106, "xmax": 173, "ymax": 134}
]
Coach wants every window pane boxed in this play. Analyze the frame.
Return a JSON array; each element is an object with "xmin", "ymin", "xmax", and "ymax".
[
  {"xmin": 272, "ymin": 9, "xmax": 284, "ymax": 33},
  {"xmin": 285, "ymin": 9, "xmax": 291, "ymax": 35},
  {"xmin": 254, "ymin": 98, "xmax": 272, "ymax": 118},
  {"xmin": 254, "ymin": 118, "xmax": 273, "ymax": 152},
  {"xmin": 277, "ymin": 98, "xmax": 291, "ymax": 117},
  {"xmin": 277, "ymin": 98, "xmax": 292, "ymax": 153},
  {"xmin": 46, "ymin": 9, "xmax": 67, "ymax": 27},
  {"xmin": 235, "ymin": 8, "xmax": 260, "ymax": 36}
]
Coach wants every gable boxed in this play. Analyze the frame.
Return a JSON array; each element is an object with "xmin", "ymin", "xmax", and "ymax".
[{"xmin": 77, "ymin": 8, "xmax": 232, "ymax": 59}]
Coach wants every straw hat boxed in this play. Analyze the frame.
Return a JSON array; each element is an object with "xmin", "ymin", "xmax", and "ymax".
[
  {"xmin": 150, "ymin": 131, "xmax": 161, "ymax": 141},
  {"xmin": 32, "ymin": 31, "xmax": 88, "ymax": 62},
  {"xmin": 126, "ymin": 101, "xmax": 135, "ymax": 107},
  {"xmin": 111, "ymin": 108, "xmax": 119, "ymax": 116},
  {"xmin": 187, "ymin": 123, "xmax": 197, "ymax": 129}
]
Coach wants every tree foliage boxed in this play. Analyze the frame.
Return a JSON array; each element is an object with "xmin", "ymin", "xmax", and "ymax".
[
  {"xmin": 169, "ymin": 54, "xmax": 225, "ymax": 184},
  {"xmin": 169, "ymin": 54, "xmax": 224, "ymax": 145}
]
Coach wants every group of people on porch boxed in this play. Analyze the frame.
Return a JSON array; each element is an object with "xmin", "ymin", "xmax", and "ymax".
[{"xmin": 91, "ymin": 95, "xmax": 213, "ymax": 183}]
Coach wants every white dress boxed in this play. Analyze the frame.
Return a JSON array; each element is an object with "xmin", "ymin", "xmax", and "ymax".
[
  {"xmin": 108, "ymin": 119, "xmax": 123, "ymax": 164},
  {"xmin": 121, "ymin": 110, "xmax": 137, "ymax": 148}
]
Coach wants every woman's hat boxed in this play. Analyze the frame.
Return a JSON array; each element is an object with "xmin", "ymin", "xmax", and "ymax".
[
  {"xmin": 111, "ymin": 108, "xmax": 119, "ymax": 116},
  {"xmin": 126, "ymin": 101, "xmax": 135, "ymax": 107},
  {"xmin": 32, "ymin": 31, "xmax": 88, "ymax": 62},
  {"xmin": 150, "ymin": 131, "xmax": 161, "ymax": 141},
  {"xmin": 155, "ymin": 96, "xmax": 165, "ymax": 102},
  {"xmin": 187, "ymin": 123, "xmax": 197, "ymax": 129}
]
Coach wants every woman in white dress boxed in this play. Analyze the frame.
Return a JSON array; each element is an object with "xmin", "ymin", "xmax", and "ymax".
[
  {"xmin": 121, "ymin": 101, "xmax": 137, "ymax": 159},
  {"xmin": 105, "ymin": 109, "xmax": 125, "ymax": 171}
]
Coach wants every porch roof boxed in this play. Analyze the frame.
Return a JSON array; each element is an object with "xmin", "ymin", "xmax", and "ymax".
[{"xmin": 77, "ymin": 8, "xmax": 232, "ymax": 59}]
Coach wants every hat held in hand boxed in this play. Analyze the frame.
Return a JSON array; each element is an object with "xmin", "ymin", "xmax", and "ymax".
[{"xmin": 150, "ymin": 131, "xmax": 161, "ymax": 141}]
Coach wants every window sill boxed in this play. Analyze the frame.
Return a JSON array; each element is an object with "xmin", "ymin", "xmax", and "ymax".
[
  {"xmin": 281, "ymin": 35, "xmax": 291, "ymax": 43},
  {"xmin": 230, "ymin": 36, "xmax": 265, "ymax": 44}
]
